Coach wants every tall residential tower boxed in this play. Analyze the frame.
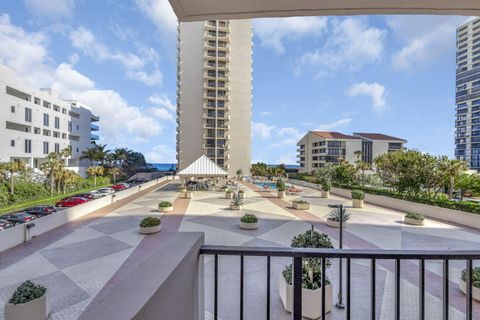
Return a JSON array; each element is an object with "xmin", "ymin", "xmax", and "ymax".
[
  {"xmin": 455, "ymin": 18, "xmax": 480, "ymax": 168},
  {"xmin": 176, "ymin": 20, "xmax": 252, "ymax": 176}
]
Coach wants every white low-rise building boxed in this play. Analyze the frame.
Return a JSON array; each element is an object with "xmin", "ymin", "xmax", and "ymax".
[{"xmin": 0, "ymin": 64, "xmax": 99, "ymax": 176}]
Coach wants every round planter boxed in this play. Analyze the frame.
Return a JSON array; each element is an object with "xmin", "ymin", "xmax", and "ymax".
[
  {"xmin": 225, "ymin": 192, "xmax": 234, "ymax": 199},
  {"xmin": 404, "ymin": 217, "xmax": 425, "ymax": 226},
  {"xmin": 352, "ymin": 199, "xmax": 364, "ymax": 208},
  {"xmin": 320, "ymin": 191, "xmax": 330, "ymax": 198},
  {"xmin": 229, "ymin": 205, "xmax": 242, "ymax": 210},
  {"xmin": 138, "ymin": 225, "xmax": 162, "ymax": 234},
  {"xmin": 238, "ymin": 192, "xmax": 245, "ymax": 199},
  {"xmin": 278, "ymin": 190, "xmax": 286, "ymax": 198},
  {"xmin": 158, "ymin": 206, "xmax": 173, "ymax": 212},
  {"xmin": 179, "ymin": 189, "xmax": 186, "ymax": 193},
  {"xmin": 240, "ymin": 221, "xmax": 258, "ymax": 230},
  {"xmin": 5, "ymin": 293, "xmax": 49, "ymax": 320},
  {"xmin": 278, "ymin": 274, "xmax": 333, "ymax": 319},
  {"xmin": 459, "ymin": 279, "xmax": 480, "ymax": 302},
  {"xmin": 326, "ymin": 218, "xmax": 346, "ymax": 228},
  {"xmin": 292, "ymin": 202, "xmax": 310, "ymax": 210},
  {"xmin": 184, "ymin": 191, "xmax": 193, "ymax": 199}
]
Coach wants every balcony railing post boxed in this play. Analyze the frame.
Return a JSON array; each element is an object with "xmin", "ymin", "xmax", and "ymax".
[
  {"xmin": 419, "ymin": 259, "xmax": 425, "ymax": 320},
  {"xmin": 292, "ymin": 256, "xmax": 302, "ymax": 320},
  {"xmin": 371, "ymin": 259, "xmax": 376, "ymax": 320},
  {"xmin": 443, "ymin": 260, "xmax": 449, "ymax": 320},
  {"xmin": 466, "ymin": 259, "xmax": 473, "ymax": 320}
]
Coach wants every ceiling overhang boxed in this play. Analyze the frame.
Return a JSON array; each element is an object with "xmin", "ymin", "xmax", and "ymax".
[{"xmin": 169, "ymin": 0, "xmax": 480, "ymax": 22}]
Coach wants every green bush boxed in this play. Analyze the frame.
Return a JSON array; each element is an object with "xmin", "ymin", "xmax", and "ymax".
[
  {"xmin": 351, "ymin": 189, "xmax": 365, "ymax": 200},
  {"xmin": 230, "ymin": 194, "xmax": 243, "ymax": 207},
  {"xmin": 461, "ymin": 266, "xmax": 480, "ymax": 288},
  {"xmin": 158, "ymin": 201, "xmax": 172, "ymax": 208},
  {"xmin": 405, "ymin": 212, "xmax": 425, "ymax": 220},
  {"xmin": 321, "ymin": 178, "xmax": 331, "ymax": 192},
  {"xmin": 9, "ymin": 281, "xmax": 46, "ymax": 305},
  {"xmin": 240, "ymin": 213, "xmax": 258, "ymax": 223},
  {"xmin": 328, "ymin": 207, "xmax": 351, "ymax": 222},
  {"xmin": 276, "ymin": 178, "xmax": 286, "ymax": 191},
  {"xmin": 238, "ymin": 190, "xmax": 245, "ymax": 194},
  {"xmin": 140, "ymin": 217, "xmax": 161, "ymax": 227},
  {"xmin": 226, "ymin": 189, "xmax": 233, "ymax": 194}
]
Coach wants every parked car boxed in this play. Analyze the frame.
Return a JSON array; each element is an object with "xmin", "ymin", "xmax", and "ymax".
[
  {"xmin": 133, "ymin": 178, "xmax": 149, "ymax": 184},
  {"xmin": 0, "ymin": 219, "xmax": 15, "ymax": 230},
  {"xmin": 55, "ymin": 197, "xmax": 90, "ymax": 207},
  {"xmin": 112, "ymin": 183, "xmax": 129, "ymax": 191},
  {"xmin": 4, "ymin": 213, "xmax": 36, "ymax": 224},
  {"xmin": 23, "ymin": 205, "xmax": 56, "ymax": 217},
  {"xmin": 71, "ymin": 193, "xmax": 95, "ymax": 200},
  {"xmin": 96, "ymin": 188, "xmax": 115, "ymax": 195}
]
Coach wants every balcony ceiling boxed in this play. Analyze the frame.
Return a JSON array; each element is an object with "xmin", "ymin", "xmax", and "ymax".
[{"xmin": 169, "ymin": 0, "xmax": 480, "ymax": 22}]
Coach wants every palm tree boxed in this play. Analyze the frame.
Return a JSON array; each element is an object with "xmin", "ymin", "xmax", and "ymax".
[
  {"xmin": 81, "ymin": 148, "xmax": 97, "ymax": 166},
  {"xmin": 111, "ymin": 148, "xmax": 128, "ymax": 167},
  {"xmin": 108, "ymin": 167, "xmax": 121, "ymax": 184},
  {"xmin": 86, "ymin": 166, "xmax": 104, "ymax": 187},
  {"xmin": 91, "ymin": 142, "xmax": 110, "ymax": 166},
  {"xmin": 60, "ymin": 170, "xmax": 78, "ymax": 194},
  {"xmin": 2, "ymin": 161, "xmax": 26, "ymax": 194},
  {"xmin": 41, "ymin": 153, "xmax": 64, "ymax": 196},
  {"xmin": 445, "ymin": 159, "xmax": 468, "ymax": 198}
]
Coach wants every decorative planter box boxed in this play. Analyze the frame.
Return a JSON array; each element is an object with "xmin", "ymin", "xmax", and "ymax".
[
  {"xmin": 292, "ymin": 202, "xmax": 310, "ymax": 210},
  {"xmin": 5, "ymin": 293, "xmax": 49, "ymax": 320},
  {"xmin": 320, "ymin": 191, "xmax": 330, "ymax": 198},
  {"xmin": 225, "ymin": 192, "xmax": 234, "ymax": 199},
  {"xmin": 278, "ymin": 190, "xmax": 286, "ymax": 198},
  {"xmin": 184, "ymin": 191, "xmax": 193, "ymax": 199},
  {"xmin": 138, "ymin": 225, "xmax": 162, "ymax": 234},
  {"xmin": 460, "ymin": 279, "xmax": 480, "ymax": 302},
  {"xmin": 352, "ymin": 199, "xmax": 364, "ymax": 208},
  {"xmin": 278, "ymin": 274, "xmax": 333, "ymax": 319},
  {"xmin": 240, "ymin": 221, "xmax": 258, "ymax": 230},
  {"xmin": 404, "ymin": 217, "xmax": 425, "ymax": 226},
  {"xmin": 158, "ymin": 206, "xmax": 173, "ymax": 212},
  {"xmin": 229, "ymin": 205, "xmax": 241, "ymax": 210},
  {"xmin": 326, "ymin": 219, "xmax": 346, "ymax": 228},
  {"xmin": 238, "ymin": 192, "xmax": 245, "ymax": 199}
]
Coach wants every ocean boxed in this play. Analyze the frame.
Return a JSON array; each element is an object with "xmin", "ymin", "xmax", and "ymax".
[{"xmin": 150, "ymin": 163, "xmax": 177, "ymax": 171}]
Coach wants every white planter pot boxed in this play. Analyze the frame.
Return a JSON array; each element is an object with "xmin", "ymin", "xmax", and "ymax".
[
  {"xmin": 138, "ymin": 225, "xmax": 162, "ymax": 234},
  {"xmin": 5, "ymin": 293, "xmax": 49, "ymax": 320},
  {"xmin": 326, "ymin": 218, "xmax": 347, "ymax": 228},
  {"xmin": 404, "ymin": 217, "xmax": 425, "ymax": 226},
  {"xmin": 158, "ymin": 206, "xmax": 173, "ymax": 212},
  {"xmin": 320, "ymin": 191, "xmax": 330, "ymax": 198},
  {"xmin": 278, "ymin": 190, "xmax": 286, "ymax": 198},
  {"xmin": 278, "ymin": 274, "xmax": 333, "ymax": 319},
  {"xmin": 352, "ymin": 199, "xmax": 364, "ymax": 208},
  {"xmin": 229, "ymin": 205, "xmax": 242, "ymax": 210},
  {"xmin": 184, "ymin": 191, "xmax": 193, "ymax": 199},
  {"xmin": 292, "ymin": 202, "xmax": 310, "ymax": 210},
  {"xmin": 238, "ymin": 193, "xmax": 245, "ymax": 199},
  {"xmin": 226, "ymin": 193, "xmax": 234, "ymax": 199},
  {"xmin": 459, "ymin": 279, "xmax": 480, "ymax": 302},
  {"xmin": 240, "ymin": 221, "xmax": 258, "ymax": 230}
]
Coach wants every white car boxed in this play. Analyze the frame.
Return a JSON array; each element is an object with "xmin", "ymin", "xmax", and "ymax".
[{"xmin": 97, "ymin": 188, "xmax": 115, "ymax": 195}]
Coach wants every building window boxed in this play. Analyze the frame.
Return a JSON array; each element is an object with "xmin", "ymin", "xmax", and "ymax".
[
  {"xmin": 54, "ymin": 143, "xmax": 60, "ymax": 153},
  {"xmin": 43, "ymin": 141, "xmax": 49, "ymax": 154},
  {"xmin": 25, "ymin": 108, "xmax": 32, "ymax": 122},
  {"xmin": 10, "ymin": 105, "xmax": 14, "ymax": 113},
  {"xmin": 68, "ymin": 121, "xmax": 72, "ymax": 132},
  {"xmin": 34, "ymin": 97, "xmax": 41, "ymax": 105},
  {"xmin": 25, "ymin": 139, "xmax": 32, "ymax": 153},
  {"xmin": 43, "ymin": 113, "xmax": 49, "ymax": 126},
  {"xmin": 10, "ymin": 140, "xmax": 14, "ymax": 147},
  {"xmin": 55, "ymin": 117, "xmax": 60, "ymax": 129},
  {"xmin": 34, "ymin": 127, "xmax": 40, "ymax": 134},
  {"xmin": 62, "ymin": 108, "xmax": 67, "ymax": 114}
]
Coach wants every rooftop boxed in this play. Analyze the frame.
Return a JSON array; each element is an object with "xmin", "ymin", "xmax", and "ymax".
[
  {"xmin": 353, "ymin": 132, "xmax": 407, "ymax": 142},
  {"xmin": 311, "ymin": 131, "xmax": 360, "ymax": 140}
]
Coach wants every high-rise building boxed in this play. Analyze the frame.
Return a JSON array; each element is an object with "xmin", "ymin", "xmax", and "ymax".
[
  {"xmin": 176, "ymin": 20, "xmax": 252, "ymax": 177},
  {"xmin": 0, "ymin": 64, "xmax": 99, "ymax": 176},
  {"xmin": 455, "ymin": 17, "xmax": 480, "ymax": 169}
]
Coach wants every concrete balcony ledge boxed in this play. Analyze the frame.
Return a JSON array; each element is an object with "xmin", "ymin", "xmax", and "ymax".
[{"xmin": 79, "ymin": 232, "xmax": 205, "ymax": 320}]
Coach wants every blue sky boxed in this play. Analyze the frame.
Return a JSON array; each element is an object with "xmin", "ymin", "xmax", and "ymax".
[{"xmin": 0, "ymin": 1, "xmax": 472, "ymax": 165}]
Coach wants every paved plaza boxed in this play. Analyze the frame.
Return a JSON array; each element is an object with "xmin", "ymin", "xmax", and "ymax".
[{"xmin": 0, "ymin": 180, "xmax": 479, "ymax": 319}]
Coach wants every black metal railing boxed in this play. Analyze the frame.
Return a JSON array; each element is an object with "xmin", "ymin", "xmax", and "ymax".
[{"xmin": 200, "ymin": 245, "xmax": 480, "ymax": 320}]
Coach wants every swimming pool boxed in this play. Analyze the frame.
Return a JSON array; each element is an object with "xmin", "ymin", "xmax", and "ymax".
[{"xmin": 253, "ymin": 181, "xmax": 277, "ymax": 189}]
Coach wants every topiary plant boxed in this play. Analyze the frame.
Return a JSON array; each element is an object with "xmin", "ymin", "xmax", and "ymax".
[
  {"xmin": 405, "ymin": 212, "xmax": 425, "ymax": 220},
  {"xmin": 327, "ymin": 207, "xmax": 351, "ymax": 222},
  {"xmin": 276, "ymin": 178, "xmax": 286, "ymax": 192},
  {"xmin": 140, "ymin": 217, "xmax": 161, "ymax": 227},
  {"xmin": 9, "ymin": 281, "xmax": 46, "ymax": 305},
  {"xmin": 461, "ymin": 266, "xmax": 480, "ymax": 288},
  {"xmin": 351, "ymin": 189, "xmax": 365, "ymax": 200},
  {"xmin": 240, "ymin": 213, "xmax": 258, "ymax": 223},
  {"xmin": 158, "ymin": 201, "xmax": 172, "ymax": 208},
  {"xmin": 321, "ymin": 178, "xmax": 332, "ymax": 192}
]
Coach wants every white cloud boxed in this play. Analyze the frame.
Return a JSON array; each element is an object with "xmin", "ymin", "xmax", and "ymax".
[
  {"xmin": 315, "ymin": 118, "xmax": 352, "ymax": 131},
  {"xmin": 296, "ymin": 17, "xmax": 386, "ymax": 77},
  {"xmin": 254, "ymin": 17, "xmax": 328, "ymax": 54},
  {"xmin": 259, "ymin": 111, "xmax": 272, "ymax": 117},
  {"xmin": 148, "ymin": 107, "xmax": 175, "ymax": 122},
  {"xmin": 346, "ymin": 82, "xmax": 386, "ymax": 111},
  {"xmin": 252, "ymin": 122, "xmax": 276, "ymax": 139},
  {"xmin": 387, "ymin": 16, "xmax": 473, "ymax": 71},
  {"xmin": 24, "ymin": 0, "xmax": 74, "ymax": 20},
  {"xmin": 148, "ymin": 93, "xmax": 176, "ymax": 112},
  {"xmin": 145, "ymin": 144, "xmax": 176, "ymax": 163},
  {"xmin": 135, "ymin": 0, "xmax": 177, "ymax": 36},
  {"xmin": 69, "ymin": 26, "xmax": 162, "ymax": 85}
]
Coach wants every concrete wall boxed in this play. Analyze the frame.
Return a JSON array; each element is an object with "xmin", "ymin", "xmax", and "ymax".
[
  {"xmin": 0, "ymin": 176, "xmax": 177, "ymax": 253},
  {"xmin": 289, "ymin": 178, "xmax": 480, "ymax": 230},
  {"xmin": 79, "ymin": 232, "xmax": 205, "ymax": 320}
]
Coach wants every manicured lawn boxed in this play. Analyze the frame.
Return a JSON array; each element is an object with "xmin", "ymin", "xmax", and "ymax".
[{"xmin": 0, "ymin": 183, "xmax": 111, "ymax": 215}]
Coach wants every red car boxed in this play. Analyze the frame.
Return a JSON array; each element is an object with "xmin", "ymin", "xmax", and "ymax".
[
  {"xmin": 112, "ymin": 183, "xmax": 129, "ymax": 191},
  {"xmin": 55, "ymin": 197, "xmax": 90, "ymax": 208}
]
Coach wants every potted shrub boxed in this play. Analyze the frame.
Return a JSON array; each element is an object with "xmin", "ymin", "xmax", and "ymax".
[
  {"xmin": 326, "ymin": 207, "xmax": 351, "ymax": 228},
  {"xmin": 178, "ymin": 184, "xmax": 187, "ymax": 192},
  {"xmin": 351, "ymin": 189, "xmax": 365, "ymax": 208},
  {"xmin": 158, "ymin": 201, "xmax": 173, "ymax": 212},
  {"xmin": 292, "ymin": 200, "xmax": 310, "ymax": 210},
  {"xmin": 238, "ymin": 190, "xmax": 245, "ymax": 199},
  {"xmin": 279, "ymin": 230, "xmax": 334, "ymax": 319},
  {"xmin": 404, "ymin": 212, "xmax": 426, "ymax": 226},
  {"xmin": 225, "ymin": 189, "xmax": 234, "ymax": 199},
  {"xmin": 229, "ymin": 194, "xmax": 243, "ymax": 210},
  {"xmin": 236, "ymin": 168, "xmax": 243, "ymax": 180},
  {"xmin": 138, "ymin": 217, "xmax": 161, "ymax": 234},
  {"xmin": 460, "ymin": 266, "xmax": 480, "ymax": 302},
  {"xmin": 5, "ymin": 280, "xmax": 48, "ymax": 320},
  {"xmin": 240, "ymin": 213, "xmax": 258, "ymax": 230},
  {"xmin": 277, "ymin": 178, "xmax": 286, "ymax": 198},
  {"xmin": 320, "ymin": 178, "xmax": 331, "ymax": 198}
]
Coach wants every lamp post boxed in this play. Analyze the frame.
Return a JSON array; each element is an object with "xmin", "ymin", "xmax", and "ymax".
[{"xmin": 328, "ymin": 203, "xmax": 345, "ymax": 310}]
